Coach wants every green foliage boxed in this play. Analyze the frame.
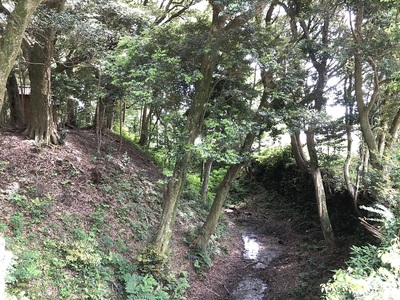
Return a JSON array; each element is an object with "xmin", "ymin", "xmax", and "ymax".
[
  {"xmin": 9, "ymin": 213, "xmax": 24, "ymax": 237},
  {"xmin": 123, "ymin": 273, "xmax": 169, "ymax": 300},
  {"xmin": 8, "ymin": 192, "xmax": 52, "ymax": 222},
  {"xmin": 134, "ymin": 247, "xmax": 167, "ymax": 279},
  {"xmin": 322, "ymin": 205, "xmax": 400, "ymax": 299},
  {"xmin": 252, "ymin": 146, "xmax": 312, "ymax": 202},
  {"xmin": 182, "ymin": 174, "xmax": 202, "ymax": 201},
  {"xmin": 191, "ymin": 248, "xmax": 213, "ymax": 276},
  {"xmin": 164, "ymin": 271, "xmax": 190, "ymax": 300},
  {"xmin": 61, "ymin": 238, "xmax": 102, "ymax": 271},
  {"xmin": 7, "ymin": 251, "xmax": 42, "ymax": 284}
]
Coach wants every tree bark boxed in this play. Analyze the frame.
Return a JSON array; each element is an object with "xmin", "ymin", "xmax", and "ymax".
[
  {"xmin": 344, "ymin": 124, "xmax": 358, "ymax": 213},
  {"xmin": 196, "ymin": 162, "xmax": 242, "ymax": 250},
  {"xmin": 200, "ymin": 157, "xmax": 213, "ymax": 203},
  {"xmin": 290, "ymin": 132, "xmax": 309, "ymax": 174},
  {"xmin": 24, "ymin": 0, "xmax": 66, "ymax": 145},
  {"xmin": 353, "ymin": 3, "xmax": 382, "ymax": 170},
  {"xmin": 66, "ymin": 98, "xmax": 77, "ymax": 126},
  {"xmin": 138, "ymin": 105, "xmax": 151, "ymax": 146},
  {"xmin": 306, "ymin": 128, "xmax": 336, "ymax": 251},
  {"xmin": 7, "ymin": 73, "xmax": 24, "ymax": 125},
  {"xmin": 0, "ymin": 0, "xmax": 43, "ymax": 110}
]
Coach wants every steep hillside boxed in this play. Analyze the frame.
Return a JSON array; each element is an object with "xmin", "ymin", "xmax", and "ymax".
[{"xmin": 0, "ymin": 127, "xmax": 174, "ymax": 299}]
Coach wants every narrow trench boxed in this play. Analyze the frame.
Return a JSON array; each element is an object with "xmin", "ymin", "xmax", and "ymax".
[{"xmin": 229, "ymin": 217, "xmax": 285, "ymax": 300}]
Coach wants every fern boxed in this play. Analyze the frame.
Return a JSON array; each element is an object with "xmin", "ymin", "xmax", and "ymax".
[{"xmin": 123, "ymin": 273, "xmax": 168, "ymax": 300}]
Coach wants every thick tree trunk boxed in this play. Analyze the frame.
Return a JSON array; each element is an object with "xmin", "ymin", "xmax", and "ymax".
[
  {"xmin": 24, "ymin": 0, "xmax": 66, "ymax": 145},
  {"xmin": 0, "ymin": 0, "xmax": 43, "ymax": 110},
  {"xmin": 25, "ymin": 39, "xmax": 59, "ymax": 144},
  {"xmin": 306, "ymin": 128, "xmax": 336, "ymax": 251},
  {"xmin": 200, "ymin": 157, "xmax": 213, "ymax": 203}
]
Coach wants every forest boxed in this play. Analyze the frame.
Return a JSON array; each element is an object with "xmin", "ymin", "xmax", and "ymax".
[{"xmin": 1, "ymin": 0, "xmax": 400, "ymax": 299}]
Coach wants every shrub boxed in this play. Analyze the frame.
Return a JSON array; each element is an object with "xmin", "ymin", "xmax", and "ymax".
[{"xmin": 321, "ymin": 205, "xmax": 400, "ymax": 299}]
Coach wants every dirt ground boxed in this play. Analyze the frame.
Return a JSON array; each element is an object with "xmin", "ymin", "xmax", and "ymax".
[{"xmin": 186, "ymin": 192, "xmax": 355, "ymax": 300}]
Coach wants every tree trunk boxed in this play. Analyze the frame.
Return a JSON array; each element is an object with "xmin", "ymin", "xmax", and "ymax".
[
  {"xmin": 153, "ymin": 25, "xmax": 219, "ymax": 258},
  {"xmin": 344, "ymin": 124, "xmax": 358, "ymax": 214},
  {"xmin": 290, "ymin": 132, "xmax": 309, "ymax": 174},
  {"xmin": 0, "ymin": 0, "xmax": 43, "ymax": 110},
  {"xmin": 195, "ymin": 132, "xmax": 255, "ymax": 249},
  {"xmin": 306, "ymin": 128, "xmax": 336, "ymax": 251},
  {"xmin": 153, "ymin": 151, "xmax": 192, "ymax": 255},
  {"xmin": 66, "ymin": 98, "xmax": 77, "ymax": 126},
  {"xmin": 200, "ymin": 157, "xmax": 213, "ymax": 203},
  {"xmin": 25, "ymin": 37, "xmax": 59, "ymax": 144},
  {"xmin": 7, "ymin": 73, "xmax": 24, "ymax": 125},
  {"xmin": 196, "ymin": 162, "xmax": 242, "ymax": 250},
  {"xmin": 24, "ymin": 0, "xmax": 66, "ymax": 145},
  {"xmin": 353, "ymin": 3, "xmax": 382, "ymax": 170},
  {"xmin": 138, "ymin": 105, "xmax": 151, "ymax": 146}
]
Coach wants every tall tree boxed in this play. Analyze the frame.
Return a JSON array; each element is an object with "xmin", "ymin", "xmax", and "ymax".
[
  {"xmin": 350, "ymin": 0, "xmax": 400, "ymax": 171},
  {"xmin": 0, "ymin": 0, "xmax": 43, "ymax": 111},
  {"xmin": 279, "ymin": 0, "xmax": 338, "ymax": 250},
  {"xmin": 153, "ymin": 0, "xmax": 268, "ymax": 257}
]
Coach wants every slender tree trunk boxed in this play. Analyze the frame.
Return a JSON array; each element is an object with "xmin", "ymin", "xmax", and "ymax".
[
  {"xmin": 200, "ymin": 157, "xmax": 213, "ymax": 203},
  {"xmin": 196, "ymin": 162, "xmax": 242, "ymax": 250},
  {"xmin": 290, "ymin": 132, "xmax": 309, "ymax": 174},
  {"xmin": 66, "ymin": 98, "xmax": 77, "ymax": 126},
  {"xmin": 95, "ymin": 98, "xmax": 104, "ymax": 153},
  {"xmin": 353, "ymin": 3, "xmax": 382, "ymax": 170},
  {"xmin": 0, "ymin": 0, "xmax": 43, "ymax": 110},
  {"xmin": 153, "ymin": 51, "xmax": 219, "ymax": 255},
  {"xmin": 344, "ymin": 124, "xmax": 359, "ymax": 214},
  {"xmin": 306, "ymin": 128, "xmax": 336, "ymax": 251},
  {"xmin": 195, "ymin": 132, "xmax": 256, "ymax": 249},
  {"xmin": 139, "ymin": 105, "xmax": 150, "ymax": 146},
  {"xmin": 7, "ymin": 73, "xmax": 24, "ymax": 125}
]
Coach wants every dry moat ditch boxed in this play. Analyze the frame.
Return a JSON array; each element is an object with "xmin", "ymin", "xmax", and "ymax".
[{"xmin": 187, "ymin": 193, "xmax": 356, "ymax": 300}]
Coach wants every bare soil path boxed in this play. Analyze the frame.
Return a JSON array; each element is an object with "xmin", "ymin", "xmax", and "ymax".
[{"xmin": 187, "ymin": 191, "xmax": 353, "ymax": 300}]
